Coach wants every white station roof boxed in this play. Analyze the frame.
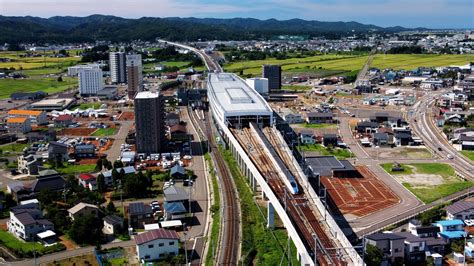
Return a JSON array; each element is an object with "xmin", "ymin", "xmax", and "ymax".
[{"xmin": 208, "ymin": 73, "xmax": 272, "ymax": 119}]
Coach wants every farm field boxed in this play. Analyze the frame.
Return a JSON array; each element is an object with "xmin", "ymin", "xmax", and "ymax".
[
  {"xmin": 380, "ymin": 163, "xmax": 473, "ymax": 203},
  {"xmin": 371, "ymin": 54, "xmax": 474, "ymax": 70},
  {"xmin": 223, "ymin": 54, "xmax": 365, "ymax": 76},
  {"xmin": 0, "ymin": 77, "xmax": 77, "ymax": 99},
  {"xmin": 222, "ymin": 53, "xmax": 474, "ymax": 77},
  {"xmin": 143, "ymin": 60, "xmax": 206, "ymax": 73},
  {"xmin": 0, "ymin": 50, "xmax": 80, "ymax": 98}
]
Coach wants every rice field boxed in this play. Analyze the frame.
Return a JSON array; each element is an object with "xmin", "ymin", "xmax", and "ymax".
[{"xmin": 223, "ymin": 53, "xmax": 474, "ymax": 76}]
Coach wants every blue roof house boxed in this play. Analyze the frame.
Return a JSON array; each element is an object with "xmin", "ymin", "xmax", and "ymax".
[{"xmin": 433, "ymin": 220, "xmax": 466, "ymax": 240}]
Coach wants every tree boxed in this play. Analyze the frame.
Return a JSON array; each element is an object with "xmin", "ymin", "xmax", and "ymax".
[
  {"xmin": 113, "ymin": 160, "xmax": 123, "ymax": 169},
  {"xmin": 95, "ymin": 159, "xmax": 103, "ymax": 171},
  {"xmin": 365, "ymin": 244, "xmax": 383, "ymax": 266},
  {"xmin": 57, "ymin": 76, "xmax": 63, "ymax": 82},
  {"xmin": 106, "ymin": 201, "xmax": 116, "ymax": 214},
  {"xmin": 97, "ymin": 173, "xmax": 105, "ymax": 193},
  {"xmin": 111, "ymin": 169, "xmax": 119, "ymax": 184},
  {"xmin": 68, "ymin": 214, "xmax": 103, "ymax": 245}
]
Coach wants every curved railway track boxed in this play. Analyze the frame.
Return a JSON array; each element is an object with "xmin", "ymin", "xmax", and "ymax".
[{"xmin": 194, "ymin": 110, "xmax": 239, "ymax": 265}]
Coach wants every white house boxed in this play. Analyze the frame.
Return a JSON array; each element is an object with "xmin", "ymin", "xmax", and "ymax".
[
  {"xmin": 299, "ymin": 130, "xmax": 316, "ymax": 144},
  {"xmin": 279, "ymin": 108, "xmax": 304, "ymax": 124},
  {"xmin": 7, "ymin": 204, "xmax": 54, "ymax": 241},
  {"xmin": 135, "ymin": 229, "xmax": 180, "ymax": 262},
  {"xmin": 446, "ymin": 201, "xmax": 474, "ymax": 220}
]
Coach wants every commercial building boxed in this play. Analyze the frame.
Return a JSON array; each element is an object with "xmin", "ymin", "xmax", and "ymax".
[
  {"xmin": 7, "ymin": 117, "xmax": 31, "ymax": 134},
  {"xmin": 78, "ymin": 68, "xmax": 103, "ymax": 96},
  {"xmin": 30, "ymin": 98, "xmax": 75, "ymax": 111},
  {"xmin": 207, "ymin": 73, "xmax": 273, "ymax": 128},
  {"xmin": 68, "ymin": 64, "xmax": 100, "ymax": 76},
  {"xmin": 262, "ymin": 65, "xmax": 281, "ymax": 91},
  {"xmin": 134, "ymin": 91, "xmax": 166, "ymax": 154},
  {"xmin": 126, "ymin": 54, "xmax": 143, "ymax": 99},
  {"xmin": 245, "ymin": 77, "xmax": 269, "ymax": 95},
  {"xmin": 96, "ymin": 86, "xmax": 118, "ymax": 100},
  {"xmin": 7, "ymin": 109, "xmax": 47, "ymax": 125},
  {"xmin": 109, "ymin": 52, "xmax": 127, "ymax": 84}
]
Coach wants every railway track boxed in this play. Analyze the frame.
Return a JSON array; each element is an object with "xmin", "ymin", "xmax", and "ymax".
[
  {"xmin": 196, "ymin": 110, "xmax": 239, "ymax": 265},
  {"xmin": 235, "ymin": 127, "xmax": 346, "ymax": 265}
]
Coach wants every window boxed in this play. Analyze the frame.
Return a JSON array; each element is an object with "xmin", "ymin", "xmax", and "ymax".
[
  {"xmin": 394, "ymin": 248, "xmax": 399, "ymax": 253},
  {"xmin": 169, "ymin": 241, "xmax": 175, "ymax": 246},
  {"xmin": 148, "ymin": 244, "xmax": 154, "ymax": 248},
  {"xmin": 158, "ymin": 243, "xmax": 164, "ymax": 247},
  {"xmin": 170, "ymin": 252, "xmax": 175, "ymax": 256},
  {"xmin": 144, "ymin": 255, "xmax": 150, "ymax": 259}
]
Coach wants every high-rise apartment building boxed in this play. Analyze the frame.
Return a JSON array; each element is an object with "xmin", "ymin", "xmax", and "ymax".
[
  {"xmin": 262, "ymin": 65, "xmax": 281, "ymax": 91},
  {"xmin": 126, "ymin": 54, "xmax": 143, "ymax": 99},
  {"xmin": 109, "ymin": 52, "xmax": 127, "ymax": 84},
  {"xmin": 78, "ymin": 68, "xmax": 103, "ymax": 96},
  {"xmin": 134, "ymin": 91, "xmax": 166, "ymax": 154}
]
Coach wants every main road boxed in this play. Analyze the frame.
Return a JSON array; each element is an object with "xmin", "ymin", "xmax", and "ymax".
[{"xmin": 410, "ymin": 90, "xmax": 474, "ymax": 178}]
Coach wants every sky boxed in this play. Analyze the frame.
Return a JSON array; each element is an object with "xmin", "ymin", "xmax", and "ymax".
[{"xmin": 1, "ymin": 0, "xmax": 473, "ymax": 29}]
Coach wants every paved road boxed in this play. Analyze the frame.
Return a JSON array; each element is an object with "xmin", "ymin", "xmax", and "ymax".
[
  {"xmin": 337, "ymin": 117, "xmax": 422, "ymax": 233},
  {"xmin": 410, "ymin": 91, "xmax": 474, "ymax": 178},
  {"xmin": 104, "ymin": 120, "xmax": 133, "ymax": 161}
]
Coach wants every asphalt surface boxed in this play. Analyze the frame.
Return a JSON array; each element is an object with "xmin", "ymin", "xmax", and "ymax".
[{"xmin": 104, "ymin": 120, "xmax": 133, "ymax": 161}]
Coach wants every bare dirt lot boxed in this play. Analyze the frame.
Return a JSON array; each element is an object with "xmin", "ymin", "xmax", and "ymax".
[{"xmin": 367, "ymin": 147, "xmax": 433, "ymax": 160}]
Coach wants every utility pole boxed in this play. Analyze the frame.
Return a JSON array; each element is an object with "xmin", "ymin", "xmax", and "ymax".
[
  {"xmin": 183, "ymin": 222, "xmax": 188, "ymax": 265},
  {"xmin": 312, "ymin": 233, "xmax": 317, "ymax": 266}
]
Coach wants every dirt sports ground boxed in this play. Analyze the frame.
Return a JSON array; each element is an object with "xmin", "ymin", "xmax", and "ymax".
[{"xmin": 321, "ymin": 166, "xmax": 400, "ymax": 217}]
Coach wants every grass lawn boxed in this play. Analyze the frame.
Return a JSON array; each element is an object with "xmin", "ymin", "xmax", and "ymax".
[
  {"xmin": 51, "ymin": 164, "xmax": 96, "ymax": 175},
  {"xmin": 299, "ymin": 144, "xmax": 352, "ymax": 160},
  {"xmin": 205, "ymin": 153, "xmax": 221, "ymax": 266},
  {"xmin": 0, "ymin": 77, "xmax": 77, "ymax": 99},
  {"xmin": 303, "ymin": 123, "xmax": 337, "ymax": 129},
  {"xmin": 380, "ymin": 162, "xmax": 473, "ymax": 203},
  {"xmin": 0, "ymin": 143, "xmax": 30, "ymax": 154},
  {"xmin": 91, "ymin": 128, "xmax": 117, "ymax": 136},
  {"xmin": 0, "ymin": 229, "xmax": 44, "ymax": 255},
  {"xmin": 74, "ymin": 102, "xmax": 103, "ymax": 110},
  {"xmin": 461, "ymin": 150, "xmax": 474, "ymax": 162},
  {"xmin": 220, "ymin": 147, "xmax": 299, "ymax": 265}
]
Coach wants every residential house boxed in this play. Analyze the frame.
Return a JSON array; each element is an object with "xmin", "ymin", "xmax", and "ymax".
[
  {"xmin": 169, "ymin": 165, "xmax": 186, "ymax": 179},
  {"xmin": 280, "ymin": 108, "xmax": 304, "ymax": 124},
  {"xmin": 460, "ymin": 135, "xmax": 474, "ymax": 151},
  {"xmin": 128, "ymin": 202, "xmax": 154, "ymax": 229},
  {"xmin": 356, "ymin": 121, "xmax": 379, "ymax": 133},
  {"xmin": 10, "ymin": 91, "xmax": 46, "ymax": 101},
  {"xmin": 365, "ymin": 232, "xmax": 405, "ymax": 264},
  {"xmin": 135, "ymin": 229, "xmax": 179, "ymax": 262},
  {"xmin": 48, "ymin": 141, "xmax": 69, "ymax": 163},
  {"xmin": 299, "ymin": 130, "xmax": 315, "ymax": 144},
  {"xmin": 395, "ymin": 232, "xmax": 426, "ymax": 264},
  {"xmin": 10, "ymin": 170, "xmax": 66, "ymax": 202},
  {"xmin": 305, "ymin": 112, "xmax": 334, "ymax": 124},
  {"xmin": 433, "ymin": 220, "xmax": 466, "ymax": 241},
  {"xmin": 163, "ymin": 185, "xmax": 189, "ymax": 221},
  {"xmin": 165, "ymin": 113, "xmax": 180, "ymax": 127},
  {"xmin": 17, "ymin": 154, "xmax": 41, "ymax": 175},
  {"xmin": 373, "ymin": 133, "xmax": 389, "ymax": 147},
  {"xmin": 68, "ymin": 202, "xmax": 99, "ymax": 221},
  {"xmin": 75, "ymin": 144, "xmax": 95, "ymax": 158},
  {"xmin": 26, "ymin": 129, "xmax": 56, "ymax": 143},
  {"xmin": 7, "ymin": 109, "xmax": 48, "ymax": 126},
  {"xmin": 394, "ymin": 133, "xmax": 412, "ymax": 146},
  {"xmin": 7, "ymin": 117, "xmax": 31, "ymax": 134},
  {"xmin": 102, "ymin": 166, "xmax": 136, "ymax": 186},
  {"xmin": 53, "ymin": 114, "xmax": 73, "ymax": 127},
  {"xmin": 7, "ymin": 204, "xmax": 54, "ymax": 241},
  {"xmin": 78, "ymin": 173, "xmax": 97, "ymax": 191},
  {"xmin": 323, "ymin": 134, "xmax": 338, "ymax": 147},
  {"xmin": 169, "ymin": 124, "xmax": 187, "ymax": 142},
  {"xmin": 103, "ymin": 215, "xmax": 124, "ymax": 235},
  {"xmin": 446, "ymin": 201, "xmax": 474, "ymax": 220}
]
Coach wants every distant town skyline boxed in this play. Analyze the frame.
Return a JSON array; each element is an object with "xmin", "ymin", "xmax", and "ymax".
[{"xmin": 1, "ymin": 0, "xmax": 473, "ymax": 29}]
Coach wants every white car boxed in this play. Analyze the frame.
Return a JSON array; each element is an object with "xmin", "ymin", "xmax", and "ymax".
[{"xmin": 447, "ymin": 154, "xmax": 454, "ymax": 159}]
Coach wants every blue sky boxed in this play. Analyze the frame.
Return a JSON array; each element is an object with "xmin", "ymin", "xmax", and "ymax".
[{"xmin": 1, "ymin": 0, "xmax": 473, "ymax": 28}]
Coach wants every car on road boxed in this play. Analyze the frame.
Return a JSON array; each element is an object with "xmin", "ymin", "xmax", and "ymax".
[
  {"xmin": 438, "ymin": 147, "xmax": 443, "ymax": 151},
  {"xmin": 447, "ymin": 154, "xmax": 454, "ymax": 159}
]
